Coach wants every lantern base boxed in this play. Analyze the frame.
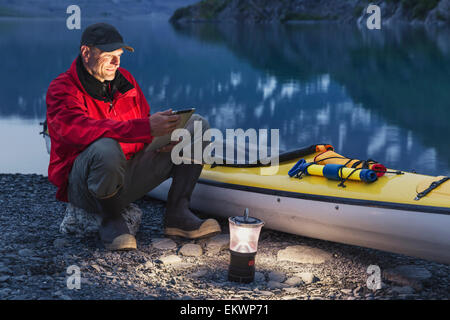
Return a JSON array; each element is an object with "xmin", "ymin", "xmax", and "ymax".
[{"xmin": 228, "ymin": 250, "xmax": 257, "ymax": 283}]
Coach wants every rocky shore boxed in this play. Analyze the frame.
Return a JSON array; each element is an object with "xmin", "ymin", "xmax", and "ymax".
[
  {"xmin": 0, "ymin": 173, "xmax": 449, "ymax": 300},
  {"xmin": 170, "ymin": 0, "xmax": 450, "ymax": 26}
]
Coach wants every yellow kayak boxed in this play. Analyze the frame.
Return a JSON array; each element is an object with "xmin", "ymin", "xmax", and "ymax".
[{"xmin": 149, "ymin": 144, "xmax": 450, "ymax": 264}]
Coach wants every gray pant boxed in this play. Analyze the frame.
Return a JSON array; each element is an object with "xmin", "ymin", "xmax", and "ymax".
[{"xmin": 67, "ymin": 114, "xmax": 209, "ymax": 214}]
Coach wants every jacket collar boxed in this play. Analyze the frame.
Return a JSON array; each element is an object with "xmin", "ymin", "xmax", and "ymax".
[{"xmin": 74, "ymin": 55, "xmax": 134, "ymax": 102}]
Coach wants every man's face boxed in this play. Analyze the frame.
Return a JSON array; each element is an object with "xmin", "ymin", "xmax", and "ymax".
[{"xmin": 82, "ymin": 46, "xmax": 123, "ymax": 82}]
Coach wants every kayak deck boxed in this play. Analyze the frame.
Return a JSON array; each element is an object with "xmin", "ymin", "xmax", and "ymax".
[{"xmin": 200, "ymin": 152, "xmax": 450, "ymax": 213}]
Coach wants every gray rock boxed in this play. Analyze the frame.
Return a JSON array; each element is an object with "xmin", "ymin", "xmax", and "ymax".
[
  {"xmin": 284, "ymin": 276, "xmax": 303, "ymax": 287},
  {"xmin": 386, "ymin": 265, "xmax": 432, "ymax": 281},
  {"xmin": 254, "ymin": 272, "xmax": 266, "ymax": 283},
  {"xmin": 259, "ymin": 291, "xmax": 274, "ymax": 296},
  {"xmin": 152, "ymin": 238, "xmax": 177, "ymax": 250},
  {"xmin": 295, "ymin": 272, "xmax": 319, "ymax": 284},
  {"xmin": 143, "ymin": 261, "xmax": 154, "ymax": 270},
  {"xmin": 179, "ymin": 244, "xmax": 203, "ymax": 257},
  {"xmin": 0, "ymin": 288, "xmax": 12, "ymax": 297},
  {"xmin": 59, "ymin": 203, "xmax": 142, "ymax": 236},
  {"xmin": 283, "ymin": 287, "xmax": 301, "ymax": 294},
  {"xmin": 159, "ymin": 255, "xmax": 182, "ymax": 265},
  {"xmin": 340, "ymin": 289, "xmax": 353, "ymax": 295},
  {"xmin": 18, "ymin": 248, "xmax": 34, "ymax": 257},
  {"xmin": 268, "ymin": 271, "xmax": 286, "ymax": 283},
  {"xmin": 353, "ymin": 285, "xmax": 363, "ymax": 295},
  {"xmin": 0, "ymin": 266, "xmax": 13, "ymax": 275},
  {"xmin": 266, "ymin": 281, "xmax": 289, "ymax": 290},
  {"xmin": 277, "ymin": 245, "xmax": 332, "ymax": 264},
  {"xmin": 0, "ymin": 275, "xmax": 10, "ymax": 282},
  {"xmin": 391, "ymin": 286, "xmax": 415, "ymax": 295},
  {"xmin": 90, "ymin": 264, "xmax": 102, "ymax": 272},
  {"xmin": 383, "ymin": 265, "xmax": 432, "ymax": 291},
  {"xmin": 206, "ymin": 234, "xmax": 230, "ymax": 254},
  {"xmin": 189, "ymin": 269, "xmax": 208, "ymax": 279},
  {"xmin": 53, "ymin": 238, "xmax": 68, "ymax": 248}
]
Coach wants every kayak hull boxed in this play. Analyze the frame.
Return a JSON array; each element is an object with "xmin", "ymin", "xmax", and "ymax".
[{"xmin": 148, "ymin": 178, "xmax": 450, "ymax": 264}]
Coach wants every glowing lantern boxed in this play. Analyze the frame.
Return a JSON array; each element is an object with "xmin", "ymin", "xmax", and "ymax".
[{"xmin": 228, "ymin": 208, "xmax": 264, "ymax": 283}]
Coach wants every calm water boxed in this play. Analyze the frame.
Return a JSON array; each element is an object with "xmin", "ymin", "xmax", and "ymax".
[{"xmin": 0, "ymin": 19, "xmax": 449, "ymax": 177}]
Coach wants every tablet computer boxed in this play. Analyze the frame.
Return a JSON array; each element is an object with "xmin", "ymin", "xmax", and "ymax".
[{"xmin": 145, "ymin": 108, "xmax": 195, "ymax": 152}]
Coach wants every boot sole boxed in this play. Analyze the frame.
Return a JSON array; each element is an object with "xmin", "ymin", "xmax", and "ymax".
[
  {"xmin": 165, "ymin": 219, "xmax": 221, "ymax": 239},
  {"xmin": 104, "ymin": 234, "xmax": 137, "ymax": 251}
]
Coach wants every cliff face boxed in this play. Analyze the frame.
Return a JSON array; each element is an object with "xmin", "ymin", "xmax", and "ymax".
[{"xmin": 170, "ymin": 0, "xmax": 450, "ymax": 25}]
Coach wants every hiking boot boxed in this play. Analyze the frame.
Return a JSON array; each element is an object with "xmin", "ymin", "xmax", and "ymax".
[
  {"xmin": 164, "ymin": 163, "xmax": 221, "ymax": 239},
  {"xmin": 95, "ymin": 189, "xmax": 137, "ymax": 251}
]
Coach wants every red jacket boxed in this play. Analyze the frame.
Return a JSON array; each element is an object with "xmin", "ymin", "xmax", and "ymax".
[{"xmin": 46, "ymin": 57, "xmax": 153, "ymax": 202}]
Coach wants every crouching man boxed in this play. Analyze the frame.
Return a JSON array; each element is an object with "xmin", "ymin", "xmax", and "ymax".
[{"xmin": 46, "ymin": 23, "xmax": 221, "ymax": 251}]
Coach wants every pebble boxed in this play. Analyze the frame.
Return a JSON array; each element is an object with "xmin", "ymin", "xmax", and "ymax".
[
  {"xmin": 159, "ymin": 255, "xmax": 182, "ymax": 265},
  {"xmin": 179, "ymin": 244, "xmax": 203, "ymax": 257},
  {"xmin": 266, "ymin": 281, "xmax": 289, "ymax": 290},
  {"xmin": 295, "ymin": 272, "xmax": 319, "ymax": 284},
  {"xmin": 0, "ymin": 288, "xmax": 12, "ymax": 297},
  {"xmin": 259, "ymin": 291, "xmax": 274, "ymax": 296},
  {"xmin": 18, "ymin": 249, "xmax": 34, "ymax": 257},
  {"xmin": 143, "ymin": 260, "xmax": 154, "ymax": 269},
  {"xmin": 353, "ymin": 286, "xmax": 363, "ymax": 295},
  {"xmin": 283, "ymin": 287, "xmax": 301, "ymax": 294},
  {"xmin": 383, "ymin": 265, "xmax": 432, "ymax": 291},
  {"xmin": 268, "ymin": 271, "xmax": 286, "ymax": 283},
  {"xmin": 284, "ymin": 277, "xmax": 303, "ymax": 286},
  {"xmin": 0, "ymin": 266, "xmax": 13, "ymax": 275},
  {"xmin": 254, "ymin": 272, "xmax": 266, "ymax": 282},
  {"xmin": 90, "ymin": 264, "xmax": 102, "ymax": 272},
  {"xmin": 391, "ymin": 286, "xmax": 415, "ymax": 295},
  {"xmin": 152, "ymin": 238, "xmax": 177, "ymax": 250},
  {"xmin": 205, "ymin": 234, "xmax": 230, "ymax": 254},
  {"xmin": 277, "ymin": 245, "xmax": 332, "ymax": 264},
  {"xmin": 340, "ymin": 289, "xmax": 353, "ymax": 295},
  {"xmin": 188, "ymin": 269, "xmax": 208, "ymax": 278}
]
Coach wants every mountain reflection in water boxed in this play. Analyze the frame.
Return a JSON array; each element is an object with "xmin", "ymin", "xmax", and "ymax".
[{"xmin": 0, "ymin": 20, "xmax": 448, "ymax": 176}]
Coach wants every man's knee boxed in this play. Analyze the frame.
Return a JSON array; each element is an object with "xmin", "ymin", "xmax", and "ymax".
[
  {"xmin": 86, "ymin": 138, "xmax": 126, "ymax": 198},
  {"xmin": 89, "ymin": 138, "xmax": 126, "ymax": 171}
]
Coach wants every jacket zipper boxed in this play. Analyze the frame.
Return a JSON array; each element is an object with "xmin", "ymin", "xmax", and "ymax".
[{"xmin": 109, "ymin": 101, "xmax": 117, "ymax": 116}]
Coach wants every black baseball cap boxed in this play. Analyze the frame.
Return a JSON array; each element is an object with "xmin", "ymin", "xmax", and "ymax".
[{"xmin": 80, "ymin": 23, "xmax": 134, "ymax": 52}]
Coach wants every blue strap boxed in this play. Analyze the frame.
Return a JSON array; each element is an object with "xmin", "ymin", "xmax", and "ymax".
[{"xmin": 288, "ymin": 159, "xmax": 313, "ymax": 178}]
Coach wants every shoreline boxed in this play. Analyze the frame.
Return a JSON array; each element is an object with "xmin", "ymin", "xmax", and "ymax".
[{"xmin": 0, "ymin": 172, "xmax": 448, "ymax": 300}]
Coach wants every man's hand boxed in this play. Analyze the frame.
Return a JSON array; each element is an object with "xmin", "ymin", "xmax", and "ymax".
[
  {"xmin": 149, "ymin": 109, "xmax": 181, "ymax": 137},
  {"xmin": 156, "ymin": 139, "xmax": 181, "ymax": 153}
]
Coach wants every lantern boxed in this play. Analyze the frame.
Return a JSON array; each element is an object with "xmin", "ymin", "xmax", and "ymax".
[{"xmin": 228, "ymin": 208, "xmax": 264, "ymax": 283}]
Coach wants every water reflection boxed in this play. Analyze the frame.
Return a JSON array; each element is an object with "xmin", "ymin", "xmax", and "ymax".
[
  {"xmin": 169, "ymin": 22, "xmax": 450, "ymax": 176},
  {"xmin": 0, "ymin": 19, "xmax": 448, "ymax": 176}
]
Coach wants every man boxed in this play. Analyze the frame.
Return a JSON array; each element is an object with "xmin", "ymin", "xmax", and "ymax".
[{"xmin": 46, "ymin": 23, "xmax": 221, "ymax": 251}]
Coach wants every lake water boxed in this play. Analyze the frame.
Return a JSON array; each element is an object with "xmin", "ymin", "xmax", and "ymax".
[{"xmin": 0, "ymin": 18, "xmax": 449, "ymax": 177}]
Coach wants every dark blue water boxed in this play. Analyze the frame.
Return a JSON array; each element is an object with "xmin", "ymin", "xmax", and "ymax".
[{"xmin": 1, "ymin": 19, "xmax": 449, "ymax": 176}]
